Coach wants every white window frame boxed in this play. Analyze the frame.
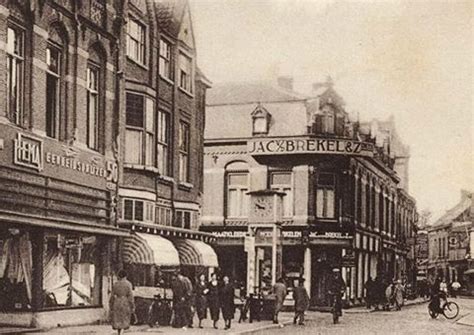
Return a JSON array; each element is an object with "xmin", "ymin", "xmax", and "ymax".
[
  {"xmin": 174, "ymin": 209, "xmax": 192, "ymax": 229},
  {"xmin": 6, "ymin": 25, "xmax": 24, "ymax": 126},
  {"xmin": 126, "ymin": 17, "xmax": 146, "ymax": 65},
  {"xmin": 270, "ymin": 171, "xmax": 293, "ymax": 218},
  {"xmin": 226, "ymin": 172, "xmax": 250, "ymax": 218},
  {"xmin": 316, "ymin": 173, "xmax": 336, "ymax": 219},
  {"xmin": 45, "ymin": 44, "xmax": 62, "ymax": 139},
  {"xmin": 178, "ymin": 51, "xmax": 193, "ymax": 93},
  {"xmin": 178, "ymin": 121, "xmax": 190, "ymax": 182},
  {"xmin": 86, "ymin": 64, "xmax": 100, "ymax": 151},
  {"xmin": 156, "ymin": 205, "xmax": 172, "ymax": 226},
  {"xmin": 157, "ymin": 110, "xmax": 170, "ymax": 176},
  {"xmin": 122, "ymin": 198, "xmax": 154, "ymax": 223},
  {"xmin": 159, "ymin": 39, "xmax": 172, "ymax": 81}
]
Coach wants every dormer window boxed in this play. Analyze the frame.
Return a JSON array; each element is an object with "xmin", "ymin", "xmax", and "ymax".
[
  {"xmin": 251, "ymin": 104, "xmax": 271, "ymax": 135},
  {"xmin": 314, "ymin": 105, "xmax": 346, "ymax": 136}
]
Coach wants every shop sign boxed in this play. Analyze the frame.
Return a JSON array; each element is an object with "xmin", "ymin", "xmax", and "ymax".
[
  {"xmin": 211, "ymin": 231, "xmax": 247, "ymax": 238},
  {"xmin": 12, "ymin": 132, "xmax": 118, "ymax": 183},
  {"xmin": 248, "ymin": 137, "xmax": 374, "ymax": 157},
  {"xmin": 309, "ymin": 231, "xmax": 352, "ymax": 239},
  {"xmin": 14, "ymin": 133, "xmax": 44, "ymax": 171}
]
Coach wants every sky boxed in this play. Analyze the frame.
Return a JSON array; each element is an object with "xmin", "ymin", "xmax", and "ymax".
[{"xmin": 189, "ymin": 0, "xmax": 473, "ymax": 222}]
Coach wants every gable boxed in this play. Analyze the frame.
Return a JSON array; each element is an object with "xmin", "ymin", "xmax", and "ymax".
[{"xmin": 178, "ymin": 5, "xmax": 195, "ymax": 49}]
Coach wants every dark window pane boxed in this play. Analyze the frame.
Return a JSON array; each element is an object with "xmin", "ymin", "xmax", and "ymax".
[
  {"xmin": 318, "ymin": 173, "xmax": 335, "ymax": 187},
  {"xmin": 126, "ymin": 93, "xmax": 144, "ymax": 127},
  {"xmin": 124, "ymin": 200, "xmax": 133, "ymax": 220},
  {"xmin": 134, "ymin": 201, "xmax": 144, "ymax": 221}
]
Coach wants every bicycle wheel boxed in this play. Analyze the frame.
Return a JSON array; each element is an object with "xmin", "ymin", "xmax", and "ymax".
[{"xmin": 443, "ymin": 301, "xmax": 459, "ymax": 319}]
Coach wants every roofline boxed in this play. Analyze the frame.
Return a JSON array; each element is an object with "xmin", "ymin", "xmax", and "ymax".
[{"xmin": 206, "ymin": 98, "xmax": 309, "ymax": 107}]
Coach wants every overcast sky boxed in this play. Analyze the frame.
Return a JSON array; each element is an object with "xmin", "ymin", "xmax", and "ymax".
[{"xmin": 190, "ymin": 0, "xmax": 473, "ymax": 222}]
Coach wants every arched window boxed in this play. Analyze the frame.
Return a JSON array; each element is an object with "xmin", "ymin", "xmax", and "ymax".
[
  {"xmin": 225, "ymin": 162, "xmax": 249, "ymax": 218},
  {"xmin": 46, "ymin": 25, "xmax": 67, "ymax": 139},
  {"xmin": 87, "ymin": 44, "xmax": 106, "ymax": 151}
]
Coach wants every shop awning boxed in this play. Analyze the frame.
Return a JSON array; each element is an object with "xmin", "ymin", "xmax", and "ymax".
[
  {"xmin": 123, "ymin": 233, "xmax": 180, "ymax": 266},
  {"xmin": 173, "ymin": 239, "xmax": 219, "ymax": 267},
  {"xmin": 464, "ymin": 269, "xmax": 474, "ymax": 275}
]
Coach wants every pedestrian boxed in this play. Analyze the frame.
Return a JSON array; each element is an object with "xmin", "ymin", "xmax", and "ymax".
[
  {"xmin": 385, "ymin": 281, "xmax": 394, "ymax": 311},
  {"xmin": 208, "ymin": 273, "xmax": 220, "ymax": 329},
  {"xmin": 364, "ymin": 277, "xmax": 375, "ymax": 309},
  {"xmin": 171, "ymin": 273, "xmax": 187, "ymax": 328},
  {"xmin": 273, "ymin": 277, "xmax": 287, "ymax": 325},
  {"xmin": 195, "ymin": 274, "xmax": 209, "ymax": 328},
  {"xmin": 451, "ymin": 280, "xmax": 461, "ymax": 298},
  {"xmin": 181, "ymin": 274, "xmax": 194, "ymax": 328},
  {"xmin": 109, "ymin": 270, "xmax": 135, "ymax": 335},
  {"xmin": 220, "ymin": 275, "xmax": 235, "ymax": 330},
  {"xmin": 393, "ymin": 280, "xmax": 404, "ymax": 311},
  {"xmin": 293, "ymin": 277, "xmax": 310, "ymax": 326},
  {"xmin": 328, "ymin": 268, "xmax": 346, "ymax": 322},
  {"xmin": 429, "ymin": 276, "xmax": 443, "ymax": 314}
]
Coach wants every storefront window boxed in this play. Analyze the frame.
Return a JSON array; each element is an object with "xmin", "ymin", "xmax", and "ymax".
[
  {"xmin": 42, "ymin": 233, "xmax": 102, "ymax": 308},
  {"xmin": 0, "ymin": 230, "xmax": 32, "ymax": 311}
]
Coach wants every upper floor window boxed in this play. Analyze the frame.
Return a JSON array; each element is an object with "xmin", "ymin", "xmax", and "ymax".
[
  {"xmin": 174, "ymin": 210, "xmax": 192, "ymax": 229},
  {"xmin": 178, "ymin": 121, "xmax": 190, "ymax": 182},
  {"xmin": 127, "ymin": 18, "xmax": 146, "ymax": 65},
  {"xmin": 125, "ymin": 93, "xmax": 154, "ymax": 165},
  {"xmin": 123, "ymin": 198, "xmax": 154, "ymax": 223},
  {"xmin": 157, "ymin": 110, "xmax": 170, "ymax": 176},
  {"xmin": 86, "ymin": 65, "xmax": 100, "ymax": 150},
  {"xmin": 6, "ymin": 26, "xmax": 24, "ymax": 126},
  {"xmin": 270, "ymin": 172, "xmax": 293, "ymax": 218},
  {"xmin": 156, "ymin": 205, "xmax": 172, "ymax": 226},
  {"xmin": 316, "ymin": 173, "xmax": 336, "ymax": 219},
  {"xmin": 159, "ymin": 39, "xmax": 172, "ymax": 80},
  {"xmin": 251, "ymin": 104, "xmax": 271, "ymax": 135},
  {"xmin": 227, "ymin": 172, "xmax": 249, "ymax": 218},
  {"xmin": 178, "ymin": 52, "xmax": 192, "ymax": 93},
  {"xmin": 46, "ymin": 45, "xmax": 62, "ymax": 138}
]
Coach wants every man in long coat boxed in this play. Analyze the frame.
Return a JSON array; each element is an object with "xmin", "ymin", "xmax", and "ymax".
[
  {"xmin": 273, "ymin": 278, "xmax": 287, "ymax": 324},
  {"xmin": 171, "ymin": 274, "xmax": 187, "ymax": 328},
  {"xmin": 293, "ymin": 278, "xmax": 310, "ymax": 325}
]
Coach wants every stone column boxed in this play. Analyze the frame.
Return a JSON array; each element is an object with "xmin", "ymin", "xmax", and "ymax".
[{"xmin": 304, "ymin": 247, "xmax": 311, "ymax": 296}]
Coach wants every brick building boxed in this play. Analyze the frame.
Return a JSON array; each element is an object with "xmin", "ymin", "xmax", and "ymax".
[
  {"xmin": 0, "ymin": 0, "xmax": 213, "ymax": 329},
  {"xmin": 201, "ymin": 78, "xmax": 418, "ymax": 307}
]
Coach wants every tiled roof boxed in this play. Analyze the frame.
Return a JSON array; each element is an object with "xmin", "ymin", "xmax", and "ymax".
[
  {"xmin": 153, "ymin": 0, "xmax": 187, "ymax": 35},
  {"xmin": 432, "ymin": 196, "xmax": 472, "ymax": 227},
  {"xmin": 207, "ymin": 81, "xmax": 308, "ymax": 106}
]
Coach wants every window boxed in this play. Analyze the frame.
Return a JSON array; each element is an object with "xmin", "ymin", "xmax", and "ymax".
[
  {"xmin": 127, "ymin": 18, "xmax": 146, "ymax": 64},
  {"xmin": 157, "ymin": 111, "xmax": 170, "ymax": 175},
  {"xmin": 87, "ymin": 65, "xmax": 100, "ymax": 150},
  {"xmin": 159, "ymin": 39, "xmax": 172, "ymax": 80},
  {"xmin": 122, "ymin": 198, "xmax": 154, "ymax": 223},
  {"xmin": 156, "ymin": 205, "xmax": 172, "ymax": 226},
  {"xmin": 178, "ymin": 52, "xmax": 192, "ymax": 93},
  {"xmin": 46, "ymin": 45, "xmax": 61, "ymax": 138},
  {"xmin": 174, "ymin": 210, "xmax": 192, "ymax": 229},
  {"xmin": 125, "ymin": 93, "xmax": 155, "ymax": 165},
  {"xmin": 270, "ymin": 172, "xmax": 293, "ymax": 217},
  {"xmin": 178, "ymin": 121, "xmax": 190, "ymax": 182},
  {"xmin": 253, "ymin": 116, "xmax": 267, "ymax": 133},
  {"xmin": 316, "ymin": 173, "xmax": 336, "ymax": 218},
  {"xmin": 314, "ymin": 106, "xmax": 336, "ymax": 134},
  {"xmin": 227, "ymin": 173, "xmax": 249, "ymax": 218},
  {"xmin": 6, "ymin": 26, "xmax": 24, "ymax": 125},
  {"xmin": 251, "ymin": 105, "xmax": 271, "ymax": 135}
]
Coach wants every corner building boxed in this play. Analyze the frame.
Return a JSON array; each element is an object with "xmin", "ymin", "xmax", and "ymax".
[{"xmin": 202, "ymin": 79, "xmax": 418, "ymax": 307}]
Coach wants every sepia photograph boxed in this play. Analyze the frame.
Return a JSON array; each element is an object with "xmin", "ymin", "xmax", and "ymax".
[{"xmin": 0, "ymin": 0, "xmax": 472, "ymax": 334}]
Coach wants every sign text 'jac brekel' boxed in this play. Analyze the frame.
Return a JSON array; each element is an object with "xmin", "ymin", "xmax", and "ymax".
[{"xmin": 248, "ymin": 137, "xmax": 374, "ymax": 157}]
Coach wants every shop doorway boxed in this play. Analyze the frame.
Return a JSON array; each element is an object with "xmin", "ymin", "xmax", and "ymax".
[{"xmin": 311, "ymin": 247, "xmax": 341, "ymax": 307}]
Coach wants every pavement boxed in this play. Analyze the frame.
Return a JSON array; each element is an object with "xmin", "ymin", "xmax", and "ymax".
[{"xmin": 344, "ymin": 297, "xmax": 430, "ymax": 314}]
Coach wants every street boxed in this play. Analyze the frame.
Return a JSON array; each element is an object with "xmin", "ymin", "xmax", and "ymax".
[{"xmin": 254, "ymin": 299, "xmax": 474, "ymax": 335}]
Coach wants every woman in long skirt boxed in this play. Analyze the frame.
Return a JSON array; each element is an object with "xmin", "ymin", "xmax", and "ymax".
[
  {"xmin": 195, "ymin": 274, "xmax": 209, "ymax": 328},
  {"xmin": 109, "ymin": 270, "xmax": 135, "ymax": 335},
  {"xmin": 220, "ymin": 275, "xmax": 235, "ymax": 330},
  {"xmin": 208, "ymin": 273, "xmax": 220, "ymax": 329}
]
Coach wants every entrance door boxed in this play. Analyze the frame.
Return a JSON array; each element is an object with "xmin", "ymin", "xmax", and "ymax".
[{"xmin": 311, "ymin": 247, "xmax": 341, "ymax": 307}]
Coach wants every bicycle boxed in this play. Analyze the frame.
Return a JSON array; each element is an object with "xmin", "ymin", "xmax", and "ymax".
[{"xmin": 427, "ymin": 293, "xmax": 459, "ymax": 319}]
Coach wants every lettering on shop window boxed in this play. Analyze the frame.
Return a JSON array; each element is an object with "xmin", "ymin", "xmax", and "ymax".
[{"xmin": 248, "ymin": 137, "xmax": 374, "ymax": 157}]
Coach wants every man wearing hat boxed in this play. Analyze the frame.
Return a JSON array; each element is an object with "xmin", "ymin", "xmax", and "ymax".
[
  {"xmin": 293, "ymin": 277, "xmax": 310, "ymax": 325},
  {"xmin": 328, "ymin": 268, "xmax": 346, "ymax": 323}
]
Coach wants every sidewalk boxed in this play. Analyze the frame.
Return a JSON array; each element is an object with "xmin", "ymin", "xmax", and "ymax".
[
  {"xmin": 345, "ymin": 297, "xmax": 429, "ymax": 314},
  {"xmin": 29, "ymin": 312, "xmax": 297, "ymax": 335}
]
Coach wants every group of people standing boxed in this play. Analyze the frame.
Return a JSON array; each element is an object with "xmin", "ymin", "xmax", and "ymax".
[
  {"xmin": 364, "ymin": 277, "xmax": 405, "ymax": 311},
  {"xmin": 171, "ymin": 272, "xmax": 235, "ymax": 330}
]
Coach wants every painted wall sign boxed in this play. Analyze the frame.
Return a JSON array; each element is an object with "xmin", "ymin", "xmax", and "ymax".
[
  {"xmin": 248, "ymin": 137, "xmax": 374, "ymax": 157},
  {"xmin": 14, "ymin": 133, "xmax": 44, "ymax": 171}
]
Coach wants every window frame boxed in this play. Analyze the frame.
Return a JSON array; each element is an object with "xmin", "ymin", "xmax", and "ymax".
[
  {"xmin": 178, "ymin": 51, "xmax": 193, "ymax": 93},
  {"xmin": 157, "ymin": 110, "xmax": 170, "ymax": 176},
  {"xmin": 226, "ymin": 171, "xmax": 250, "ymax": 218},
  {"xmin": 178, "ymin": 121, "xmax": 190, "ymax": 182},
  {"xmin": 269, "ymin": 171, "xmax": 293, "ymax": 218},
  {"xmin": 315, "ymin": 172, "xmax": 336, "ymax": 219},
  {"xmin": 126, "ymin": 17, "xmax": 146, "ymax": 65},
  {"xmin": 125, "ymin": 92, "xmax": 155, "ymax": 166},
  {"xmin": 156, "ymin": 205, "xmax": 172, "ymax": 226},
  {"xmin": 86, "ymin": 63, "xmax": 101, "ymax": 151},
  {"xmin": 122, "ymin": 198, "xmax": 155, "ymax": 223},
  {"xmin": 6, "ymin": 24, "xmax": 25, "ymax": 126},
  {"xmin": 159, "ymin": 38, "xmax": 173, "ymax": 81},
  {"xmin": 174, "ymin": 209, "xmax": 192, "ymax": 229},
  {"xmin": 45, "ymin": 42, "xmax": 63, "ymax": 139}
]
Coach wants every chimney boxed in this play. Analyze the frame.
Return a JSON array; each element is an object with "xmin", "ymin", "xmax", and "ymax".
[{"xmin": 277, "ymin": 76, "xmax": 293, "ymax": 91}]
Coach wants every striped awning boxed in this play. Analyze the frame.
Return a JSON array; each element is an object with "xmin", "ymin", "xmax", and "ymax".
[
  {"xmin": 123, "ymin": 233, "xmax": 180, "ymax": 266},
  {"xmin": 173, "ymin": 239, "xmax": 219, "ymax": 267}
]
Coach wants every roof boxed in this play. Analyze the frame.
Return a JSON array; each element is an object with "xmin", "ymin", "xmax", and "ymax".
[
  {"xmin": 207, "ymin": 81, "xmax": 307, "ymax": 106},
  {"xmin": 432, "ymin": 195, "xmax": 472, "ymax": 228},
  {"xmin": 153, "ymin": 0, "xmax": 187, "ymax": 35}
]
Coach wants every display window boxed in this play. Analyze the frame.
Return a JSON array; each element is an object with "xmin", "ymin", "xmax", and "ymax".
[{"xmin": 42, "ymin": 232, "xmax": 102, "ymax": 308}]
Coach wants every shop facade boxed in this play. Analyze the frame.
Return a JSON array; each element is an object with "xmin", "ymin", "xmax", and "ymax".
[{"xmin": 202, "ymin": 79, "xmax": 418, "ymax": 307}]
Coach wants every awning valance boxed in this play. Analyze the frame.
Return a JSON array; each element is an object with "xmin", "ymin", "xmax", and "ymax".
[
  {"xmin": 173, "ymin": 239, "xmax": 219, "ymax": 267},
  {"xmin": 123, "ymin": 233, "xmax": 180, "ymax": 266},
  {"xmin": 464, "ymin": 269, "xmax": 474, "ymax": 275}
]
